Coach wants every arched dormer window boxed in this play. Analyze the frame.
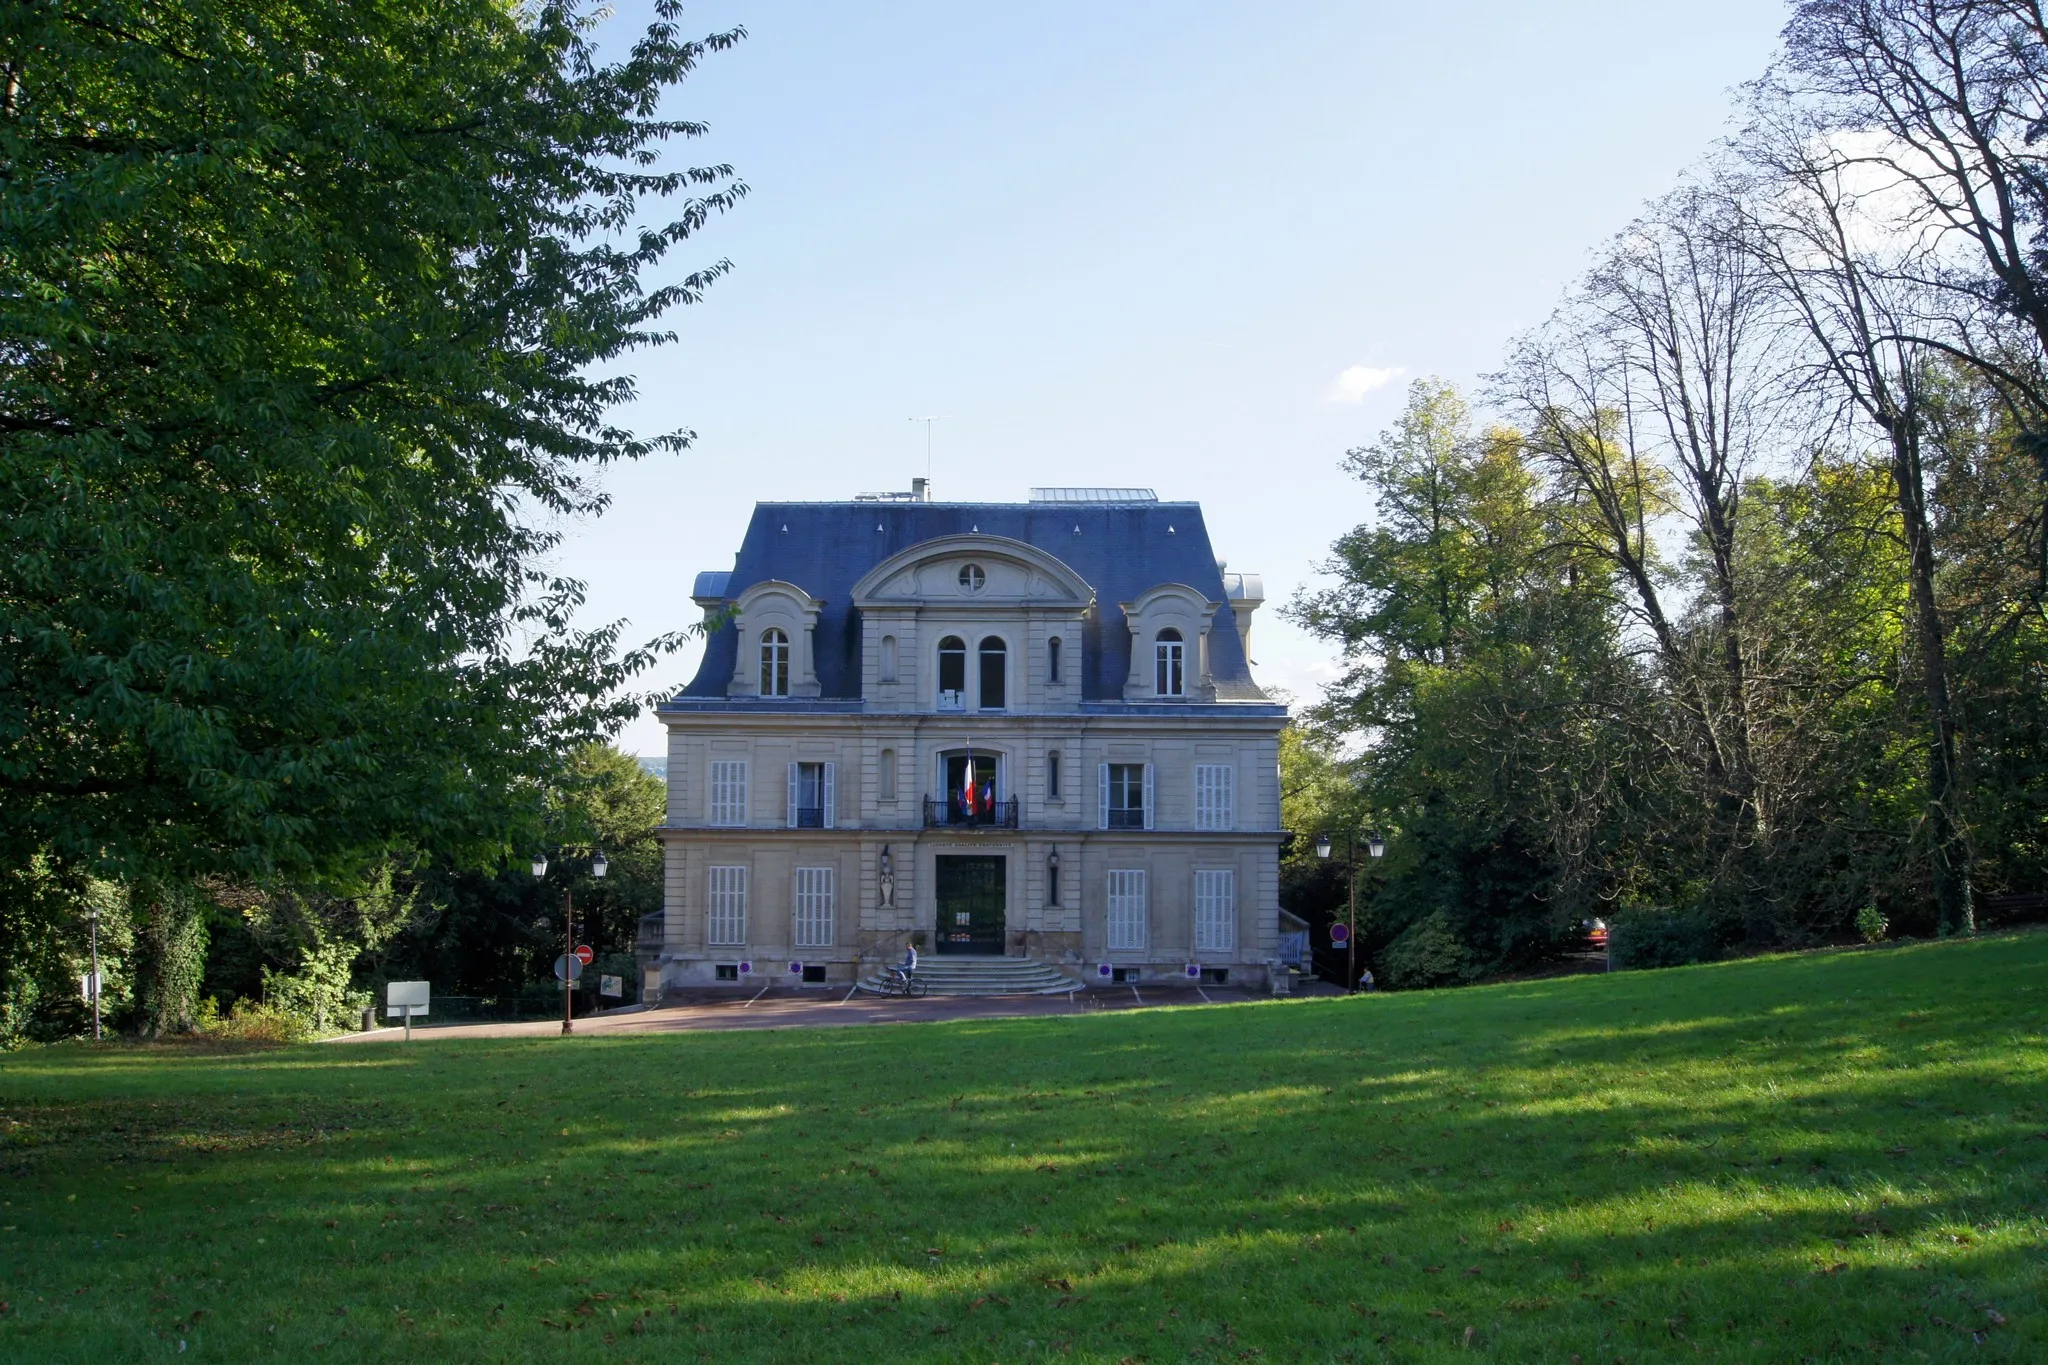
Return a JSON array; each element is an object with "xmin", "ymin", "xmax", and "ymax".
[
  {"xmin": 979, "ymin": 636, "xmax": 1007, "ymax": 710},
  {"xmin": 1155, "ymin": 628, "xmax": 1184, "ymax": 697},
  {"xmin": 1048, "ymin": 636, "xmax": 1063, "ymax": 684},
  {"xmin": 879, "ymin": 634, "xmax": 898, "ymax": 683},
  {"xmin": 938, "ymin": 635, "xmax": 967, "ymax": 710},
  {"xmin": 760, "ymin": 628, "xmax": 790, "ymax": 697}
]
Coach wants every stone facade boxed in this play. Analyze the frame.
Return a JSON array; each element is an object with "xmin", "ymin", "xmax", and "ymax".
[{"xmin": 645, "ymin": 489, "xmax": 1286, "ymax": 995}]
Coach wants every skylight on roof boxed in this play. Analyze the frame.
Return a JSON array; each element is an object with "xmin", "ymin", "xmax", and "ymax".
[{"xmin": 1028, "ymin": 487, "xmax": 1158, "ymax": 503}]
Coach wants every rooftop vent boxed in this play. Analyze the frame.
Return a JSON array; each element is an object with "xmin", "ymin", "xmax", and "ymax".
[
  {"xmin": 855, "ymin": 476, "xmax": 931, "ymax": 503},
  {"xmin": 1028, "ymin": 487, "xmax": 1158, "ymax": 503}
]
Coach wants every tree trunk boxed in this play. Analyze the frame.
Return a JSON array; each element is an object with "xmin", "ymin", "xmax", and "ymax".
[
  {"xmin": 133, "ymin": 883, "xmax": 208, "ymax": 1036},
  {"xmin": 1885, "ymin": 416, "xmax": 1974, "ymax": 935}
]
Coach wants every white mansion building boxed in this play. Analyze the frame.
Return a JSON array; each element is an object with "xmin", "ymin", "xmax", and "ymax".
[{"xmin": 640, "ymin": 484, "xmax": 1288, "ymax": 997}]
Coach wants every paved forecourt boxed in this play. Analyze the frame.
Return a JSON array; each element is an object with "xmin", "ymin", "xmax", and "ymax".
[{"xmin": 325, "ymin": 982, "xmax": 1302, "ymax": 1042}]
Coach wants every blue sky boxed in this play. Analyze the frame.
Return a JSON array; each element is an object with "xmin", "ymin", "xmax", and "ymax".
[{"xmin": 565, "ymin": 0, "xmax": 1792, "ymax": 755}]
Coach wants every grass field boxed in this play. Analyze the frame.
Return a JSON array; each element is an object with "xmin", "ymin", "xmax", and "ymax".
[{"xmin": 4, "ymin": 935, "xmax": 2047, "ymax": 1363}]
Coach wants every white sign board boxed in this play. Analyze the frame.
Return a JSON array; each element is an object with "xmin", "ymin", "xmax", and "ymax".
[
  {"xmin": 600, "ymin": 974, "xmax": 623, "ymax": 997},
  {"xmin": 79, "ymin": 971, "xmax": 103, "ymax": 1001},
  {"xmin": 385, "ymin": 980, "xmax": 430, "ymax": 1017}
]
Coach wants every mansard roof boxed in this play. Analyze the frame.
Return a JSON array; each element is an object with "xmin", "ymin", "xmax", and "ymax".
[{"xmin": 675, "ymin": 500, "xmax": 1267, "ymax": 704}]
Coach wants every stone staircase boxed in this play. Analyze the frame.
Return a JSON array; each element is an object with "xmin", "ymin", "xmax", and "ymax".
[{"xmin": 857, "ymin": 955, "xmax": 1083, "ymax": 997}]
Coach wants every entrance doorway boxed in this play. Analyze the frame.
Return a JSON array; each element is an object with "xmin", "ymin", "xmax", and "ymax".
[{"xmin": 935, "ymin": 855, "xmax": 1006, "ymax": 954}]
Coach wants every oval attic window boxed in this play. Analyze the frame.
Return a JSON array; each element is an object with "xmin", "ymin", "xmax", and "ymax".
[{"xmin": 958, "ymin": 563, "xmax": 987, "ymax": 594}]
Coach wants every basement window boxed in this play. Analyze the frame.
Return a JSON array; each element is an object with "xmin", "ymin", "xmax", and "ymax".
[
  {"xmin": 715, "ymin": 963, "xmax": 740, "ymax": 982},
  {"xmin": 802, "ymin": 964, "xmax": 828, "ymax": 984},
  {"xmin": 1200, "ymin": 968, "xmax": 1229, "ymax": 986}
]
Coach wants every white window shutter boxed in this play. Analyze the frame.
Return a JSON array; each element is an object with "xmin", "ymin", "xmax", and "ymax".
[
  {"xmin": 1098, "ymin": 763, "xmax": 1110, "ymax": 830},
  {"xmin": 786, "ymin": 761, "xmax": 799, "ymax": 829},
  {"xmin": 1142, "ymin": 763, "xmax": 1155, "ymax": 830},
  {"xmin": 822, "ymin": 762, "xmax": 837, "ymax": 829},
  {"xmin": 1221, "ymin": 766, "xmax": 1234, "ymax": 829}
]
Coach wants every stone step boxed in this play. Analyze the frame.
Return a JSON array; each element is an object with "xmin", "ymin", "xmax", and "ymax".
[{"xmin": 858, "ymin": 956, "xmax": 1083, "ymax": 997}]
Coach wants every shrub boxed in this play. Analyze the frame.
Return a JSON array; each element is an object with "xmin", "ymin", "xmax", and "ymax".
[
  {"xmin": 1856, "ymin": 904, "xmax": 1889, "ymax": 944},
  {"xmin": 1607, "ymin": 905, "xmax": 1729, "ymax": 970},
  {"xmin": 1380, "ymin": 911, "xmax": 1475, "ymax": 989},
  {"xmin": 204, "ymin": 1000, "xmax": 313, "ymax": 1044}
]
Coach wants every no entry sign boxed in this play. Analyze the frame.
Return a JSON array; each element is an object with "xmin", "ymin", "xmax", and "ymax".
[{"xmin": 573, "ymin": 944, "xmax": 595, "ymax": 966}]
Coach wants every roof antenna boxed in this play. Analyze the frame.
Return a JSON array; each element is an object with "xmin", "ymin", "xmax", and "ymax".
[{"xmin": 908, "ymin": 415, "xmax": 948, "ymax": 490}]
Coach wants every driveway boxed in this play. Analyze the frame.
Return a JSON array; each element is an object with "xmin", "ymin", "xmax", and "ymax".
[{"xmin": 327, "ymin": 982, "xmax": 1319, "ymax": 1042}]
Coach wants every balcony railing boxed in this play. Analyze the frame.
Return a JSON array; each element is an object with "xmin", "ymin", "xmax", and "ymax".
[
  {"xmin": 1106, "ymin": 808, "xmax": 1147, "ymax": 830},
  {"xmin": 924, "ymin": 796, "xmax": 1019, "ymax": 829},
  {"xmin": 792, "ymin": 806, "xmax": 825, "ymax": 829}
]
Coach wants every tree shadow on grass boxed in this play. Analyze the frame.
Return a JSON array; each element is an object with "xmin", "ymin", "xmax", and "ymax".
[{"xmin": 2, "ymin": 933, "xmax": 2044, "ymax": 1361}]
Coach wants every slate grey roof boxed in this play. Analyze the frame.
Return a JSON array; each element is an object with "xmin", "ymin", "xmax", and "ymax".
[{"xmin": 673, "ymin": 500, "xmax": 1271, "ymax": 707}]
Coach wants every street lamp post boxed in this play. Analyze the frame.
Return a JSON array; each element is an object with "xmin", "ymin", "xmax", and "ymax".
[
  {"xmin": 1315, "ymin": 829, "xmax": 1387, "ymax": 993},
  {"xmin": 533, "ymin": 850, "xmax": 606, "ymax": 1036}
]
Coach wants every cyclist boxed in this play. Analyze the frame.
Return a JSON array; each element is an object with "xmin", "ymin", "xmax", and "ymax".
[{"xmin": 891, "ymin": 941, "xmax": 919, "ymax": 992}]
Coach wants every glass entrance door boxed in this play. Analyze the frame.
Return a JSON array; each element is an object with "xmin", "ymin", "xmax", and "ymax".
[{"xmin": 935, "ymin": 855, "xmax": 1006, "ymax": 955}]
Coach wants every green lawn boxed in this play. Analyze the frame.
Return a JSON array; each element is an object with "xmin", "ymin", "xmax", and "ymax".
[{"xmin": 4, "ymin": 935, "xmax": 2047, "ymax": 1363}]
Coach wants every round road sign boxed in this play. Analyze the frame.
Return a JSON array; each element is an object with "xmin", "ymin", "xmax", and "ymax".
[
  {"xmin": 1329, "ymin": 922, "xmax": 1350, "ymax": 946},
  {"xmin": 553, "ymin": 955, "xmax": 585, "ymax": 981},
  {"xmin": 573, "ymin": 944, "xmax": 595, "ymax": 966}
]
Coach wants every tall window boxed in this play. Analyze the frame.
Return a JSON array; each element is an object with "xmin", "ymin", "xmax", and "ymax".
[
  {"xmin": 880, "ymin": 634, "xmax": 898, "ymax": 682},
  {"xmin": 1102, "ymin": 763, "xmax": 1150, "ymax": 830},
  {"xmin": 1107, "ymin": 869, "xmax": 1147, "ymax": 951},
  {"xmin": 760, "ymin": 628, "xmax": 790, "ymax": 696},
  {"xmin": 938, "ymin": 635, "xmax": 966, "ymax": 708},
  {"xmin": 979, "ymin": 636, "xmax": 1007, "ymax": 710},
  {"xmin": 1194, "ymin": 869, "xmax": 1236, "ymax": 951},
  {"xmin": 1155, "ymin": 628, "xmax": 1184, "ymax": 697},
  {"xmin": 792, "ymin": 867, "xmax": 835, "ymax": 947},
  {"xmin": 880, "ymin": 747, "xmax": 898, "ymax": 802},
  {"xmin": 709, "ymin": 760, "xmax": 748, "ymax": 826},
  {"xmin": 1048, "ymin": 636, "xmax": 1063, "ymax": 684},
  {"xmin": 786, "ymin": 761, "xmax": 835, "ymax": 828},
  {"xmin": 1047, "ymin": 749, "xmax": 1062, "ymax": 801},
  {"xmin": 707, "ymin": 865, "xmax": 748, "ymax": 945},
  {"xmin": 1195, "ymin": 764, "xmax": 1235, "ymax": 830}
]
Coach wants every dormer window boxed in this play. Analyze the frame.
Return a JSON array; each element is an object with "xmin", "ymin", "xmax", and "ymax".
[
  {"xmin": 958, "ymin": 563, "xmax": 987, "ymax": 594},
  {"xmin": 938, "ymin": 635, "xmax": 967, "ymax": 710},
  {"xmin": 760, "ymin": 628, "xmax": 791, "ymax": 697},
  {"xmin": 1155, "ymin": 628, "xmax": 1185, "ymax": 697}
]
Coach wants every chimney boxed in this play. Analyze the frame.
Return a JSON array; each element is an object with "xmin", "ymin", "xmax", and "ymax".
[{"xmin": 910, "ymin": 476, "xmax": 929, "ymax": 502}]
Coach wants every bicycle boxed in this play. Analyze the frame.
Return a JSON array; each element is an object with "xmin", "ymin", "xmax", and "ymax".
[{"xmin": 876, "ymin": 968, "xmax": 929, "ymax": 998}]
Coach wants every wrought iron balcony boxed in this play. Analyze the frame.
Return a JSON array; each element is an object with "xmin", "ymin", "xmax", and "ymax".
[
  {"xmin": 1106, "ymin": 808, "xmax": 1147, "ymax": 830},
  {"xmin": 924, "ymin": 796, "xmax": 1020, "ymax": 829},
  {"xmin": 793, "ymin": 806, "xmax": 825, "ymax": 829}
]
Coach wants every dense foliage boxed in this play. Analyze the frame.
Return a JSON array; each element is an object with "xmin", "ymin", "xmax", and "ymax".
[
  {"xmin": 0, "ymin": 1, "xmax": 738, "ymax": 1035},
  {"xmin": 1289, "ymin": 1, "xmax": 2048, "ymax": 986}
]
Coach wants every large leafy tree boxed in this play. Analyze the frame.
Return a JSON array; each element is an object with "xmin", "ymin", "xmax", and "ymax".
[
  {"xmin": 380, "ymin": 743, "xmax": 666, "ymax": 1006},
  {"xmin": 0, "ymin": 1, "xmax": 743, "ymax": 893}
]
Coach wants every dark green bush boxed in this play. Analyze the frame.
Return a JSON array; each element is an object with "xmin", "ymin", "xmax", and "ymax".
[{"xmin": 1607, "ymin": 906, "xmax": 1730, "ymax": 970}]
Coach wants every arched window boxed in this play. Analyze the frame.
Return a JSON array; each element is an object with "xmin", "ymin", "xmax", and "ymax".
[
  {"xmin": 979, "ymin": 636, "xmax": 1007, "ymax": 710},
  {"xmin": 879, "ymin": 634, "xmax": 898, "ymax": 683},
  {"xmin": 1048, "ymin": 636, "xmax": 1063, "ymax": 684},
  {"xmin": 1154, "ymin": 628, "xmax": 1184, "ymax": 697},
  {"xmin": 760, "ymin": 628, "xmax": 790, "ymax": 697},
  {"xmin": 937, "ymin": 635, "xmax": 967, "ymax": 705},
  {"xmin": 880, "ymin": 747, "xmax": 898, "ymax": 801}
]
